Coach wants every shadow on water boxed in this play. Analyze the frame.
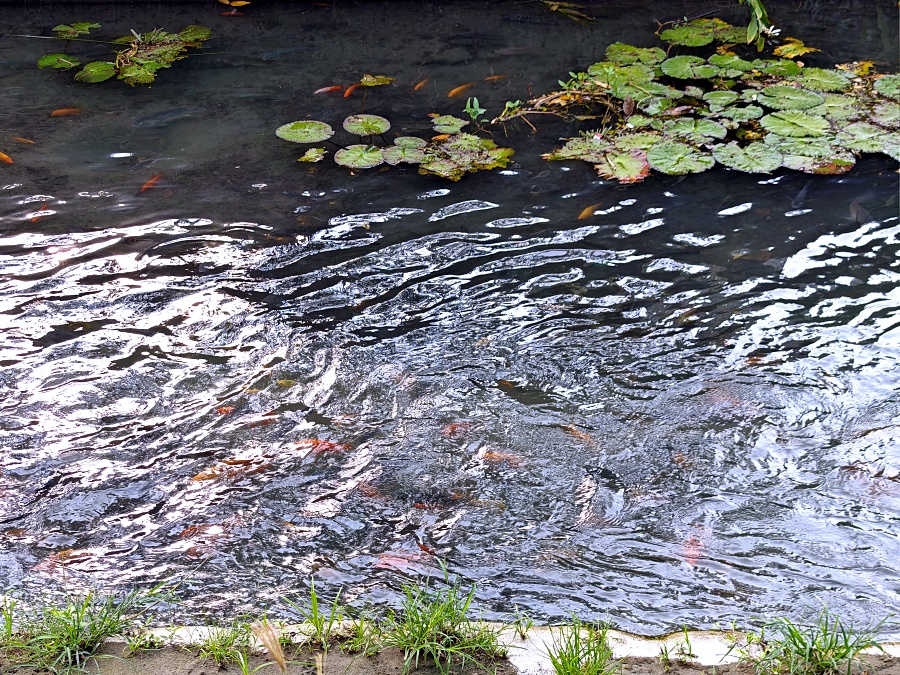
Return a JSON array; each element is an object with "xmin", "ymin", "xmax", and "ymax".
[{"xmin": 0, "ymin": 0, "xmax": 898, "ymax": 635}]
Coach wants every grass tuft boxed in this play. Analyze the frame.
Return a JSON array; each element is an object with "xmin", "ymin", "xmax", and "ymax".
[
  {"xmin": 283, "ymin": 578, "xmax": 345, "ymax": 650},
  {"xmin": 546, "ymin": 615, "xmax": 620, "ymax": 675}
]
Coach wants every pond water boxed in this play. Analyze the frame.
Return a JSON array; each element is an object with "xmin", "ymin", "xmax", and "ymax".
[{"xmin": 1, "ymin": 0, "xmax": 898, "ymax": 635}]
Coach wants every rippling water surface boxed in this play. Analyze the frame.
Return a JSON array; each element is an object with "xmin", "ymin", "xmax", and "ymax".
[{"xmin": 1, "ymin": 0, "xmax": 898, "ymax": 634}]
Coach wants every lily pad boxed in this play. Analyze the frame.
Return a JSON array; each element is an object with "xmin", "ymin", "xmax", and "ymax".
[
  {"xmin": 682, "ymin": 85, "xmax": 705, "ymax": 99},
  {"xmin": 760, "ymin": 111, "xmax": 830, "ymax": 137},
  {"xmin": 659, "ymin": 22, "xmax": 715, "ymax": 47},
  {"xmin": 792, "ymin": 68, "xmax": 852, "ymax": 92},
  {"xmin": 782, "ymin": 149, "xmax": 856, "ymax": 174},
  {"xmin": 757, "ymin": 85, "xmax": 824, "ymax": 110},
  {"xmin": 703, "ymin": 91, "xmax": 740, "ymax": 108},
  {"xmin": 661, "ymin": 56, "xmax": 719, "ymax": 80},
  {"xmin": 712, "ymin": 141, "xmax": 782, "ymax": 173},
  {"xmin": 359, "ymin": 74, "xmax": 396, "ymax": 87},
  {"xmin": 418, "ymin": 158, "xmax": 464, "ymax": 181},
  {"xmin": 382, "ymin": 145, "xmax": 425, "ymax": 165},
  {"xmin": 805, "ymin": 94, "xmax": 860, "ymax": 122},
  {"xmin": 297, "ymin": 148, "xmax": 327, "ymax": 162},
  {"xmin": 53, "ymin": 22, "xmax": 100, "ymax": 39},
  {"xmin": 661, "ymin": 118, "xmax": 728, "ymax": 142},
  {"xmin": 393, "ymin": 136, "xmax": 427, "ymax": 149},
  {"xmin": 874, "ymin": 75, "xmax": 900, "ymax": 100},
  {"xmin": 646, "ymin": 140, "xmax": 715, "ymax": 175},
  {"xmin": 430, "ymin": 115, "xmax": 468, "ymax": 133},
  {"xmin": 613, "ymin": 132, "xmax": 662, "ymax": 151},
  {"xmin": 276, "ymin": 120, "xmax": 335, "ymax": 144},
  {"xmin": 343, "ymin": 114, "xmax": 390, "ymax": 136},
  {"xmin": 37, "ymin": 53, "xmax": 81, "ymax": 70},
  {"xmin": 586, "ymin": 62, "xmax": 658, "ymax": 99},
  {"xmin": 836, "ymin": 122, "xmax": 898, "ymax": 158},
  {"xmin": 716, "ymin": 105, "xmax": 764, "ymax": 121},
  {"xmin": 178, "ymin": 25, "xmax": 213, "ymax": 45},
  {"xmin": 420, "ymin": 133, "xmax": 514, "ymax": 181},
  {"xmin": 871, "ymin": 102, "xmax": 900, "ymax": 129},
  {"xmin": 708, "ymin": 54, "xmax": 755, "ymax": 72},
  {"xmin": 604, "ymin": 42, "xmax": 666, "ymax": 66},
  {"xmin": 117, "ymin": 64, "xmax": 156, "ymax": 85},
  {"xmin": 753, "ymin": 59, "xmax": 803, "ymax": 78},
  {"xmin": 773, "ymin": 37, "xmax": 820, "ymax": 60},
  {"xmin": 334, "ymin": 145, "xmax": 384, "ymax": 169},
  {"xmin": 594, "ymin": 149, "xmax": 651, "ymax": 183},
  {"xmin": 543, "ymin": 136, "xmax": 612, "ymax": 162},
  {"xmin": 75, "ymin": 61, "xmax": 117, "ymax": 83}
]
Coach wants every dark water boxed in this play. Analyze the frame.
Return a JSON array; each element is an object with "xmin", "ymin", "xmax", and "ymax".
[{"xmin": 1, "ymin": 0, "xmax": 898, "ymax": 635}]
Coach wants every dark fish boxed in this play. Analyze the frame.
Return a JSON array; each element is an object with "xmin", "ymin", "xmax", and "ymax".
[
  {"xmin": 849, "ymin": 192, "xmax": 874, "ymax": 224},
  {"xmin": 790, "ymin": 178, "xmax": 813, "ymax": 209},
  {"xmin": 447, "ymin": 32, "xmax": 503, "ymax": 47},
  {"xmin": 131, "ymin": 106, "xmax": 205, "ymax": 128},
  {"xmin": 258, "ymin": 46, "xmax": 317, "ymax": 60},
  {"xmin": 503, "ymin": 14, "xmax": 556, "ymax": 25}
]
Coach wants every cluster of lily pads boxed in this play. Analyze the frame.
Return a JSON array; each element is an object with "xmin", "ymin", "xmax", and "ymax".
[
  {"xmin": 495, "ymin": 18, "xmax": 899, "ymax": 182},
  {"xmin": 276, "ymin": 112, "xmax": 513, "ymax": 181},
  {"xmin": 37, "ymin": 23, "xmax": 212, "ymax": 85}
]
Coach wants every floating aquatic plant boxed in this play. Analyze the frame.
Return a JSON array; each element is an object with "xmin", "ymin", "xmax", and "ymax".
[
  {"xmin": 342, "ymin": 114, "xmax": 391, "ymax": 136},
  {"xmin": 37, "ymin": 24, "xmax": 212, "ymax": 85},
  {"xmin": 496, "ymin": 18, "xmax": 899, "ymax": 182}
]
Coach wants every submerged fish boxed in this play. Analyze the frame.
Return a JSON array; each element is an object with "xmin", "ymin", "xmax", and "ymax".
[
  {"xmin": 131, "ymin": 106, "xmax": 205, "ymax": 128},
  {"xmin": 258, "ymin": 46, "xmax": 317, "ymax": 60}
]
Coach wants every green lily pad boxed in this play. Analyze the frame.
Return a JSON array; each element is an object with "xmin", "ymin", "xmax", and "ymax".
[
  {"xmin": 418, "ymin": 158, "xmax": 464, "ymax": 181},
  {"xmin": 178, "ymin": 25, "xmax": 212, "ymax": 45},
  {"xmin": 613, "ymin": 132, "xmax": 662, "ymax": 151},
  {"xmin": 682, "ymin": 85, "xmax": 705, "ymax": 99},
  {"xmin": 662, "ymin": 118, "xmax": 728, "ymax": 142},
  {"xmin": 874, "ymin": 75, "xmax": 900, "ymax": 100},
  {"xmin": 871, "ymin": 102, "xmax": 900, "ymax": 129},
  {"xmin": 297, "ymin": 148, "xmax": 327, "ymax": 162},
  {"xmin": 393, "ymin": 136, "xmax": 427, "ymax": 149},
  {"xmin": 646, "ymin": 140, "xmax": 715, "ymax": 175},
  {"xmin": 53, "ymin": 22, "xmax": 100, "ymax": 39},
  {"xmin": 430, "ymin": 115, "xmax": 468, "ymax": 133},
  {"xmin": 543, "ymin": 136, "xmax": 612, "ymax": 162},
  {"xmin": 359, "ymin": 74, "xmax": 396, "ymax": 87},
  {"xmin": 37, "ymin": 53, "xmax": 81, "ymax": 70},
  {"xmin": 74, "ymin": 61, "xmax": 117, "ymax": 83},
  {"xmin": 805, "ymin": 94, "xmax": 860, "ymax": 122},
  {"xmin": 782, "ymin": 150, "xmax": 856, "ymax": 174},
  {"xmin": 343, "ymin": 114, "xmax": 391, "ymax": 136},
  {"xmin": 761, "ymin": 111, "xmax": 830, "ymax": 137},
  {"xmin": 587, "ymin": 62, "xmax": 657, "ymax": 99},
  {"xmin": 334, "ymin": 145, "xmax": 384, "ymax": 169},
  {"xmin": 659, "ymin": 22, "xmax": 714, "ymax": 47},
  {"xmin": 382, "ymin": 145, "xmax": 425, "ymax": 165},
  {"xmin": 792, "ymin": 68, "xmax": 852, "ymax": 92},
  {"xmin": 276, "ymin": 120, "xmax": 335, "ymax": 144},
  {"xmin": 708, "ymin": 54, "xmax": 755, "ymax": 72},
  {"xmin": 594, "ymin": 149, "xmax": 651, "ymax": 183},
  {"xmin": 763, "ymin": 135, "xmax": 836, "ymax": 156},
  {"xmin": 753, "ymin": 59, "xmax": 803, "ymax": 78},
  {"xmin": 712, "ymin": 141, "xmax": 782, "ymax": 173},
  {"xmin": 604, "ymin": 42, "xmax": 666, "ymax": 66},
  {"xmin": 625, "ymin": 115, "xmax": 654, "ymax": 128},
  {"xmin": 661, "ymin": 56, "xmax": 719, "ymax": 80},
  {"xmin": 703, "ymin": 91, "xmax": 740, "ymax": 108},
  {"xmin": 836, "ymin": 122, "xmax": 898, "ymax": 157},
  {"xmin": 757, "ymin": 85, "xmax": 824, "ymax": 110},
  {"xmin": 420, "ymin": 133, "xmax": 514, "ymax": 181},
  {"xmin": 716, "ymin": 105, "xmax": 764, "ymax": 121},
  {"xmin": 117, "ymin": 64, "xmax": 156, "ymax": 85},
  {"xmin": 639, "ymin": 97, "xmax": 679, "ymax": 116}
]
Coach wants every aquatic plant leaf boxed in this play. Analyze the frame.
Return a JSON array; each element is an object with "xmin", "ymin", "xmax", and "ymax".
[
  {"xmin": 604, "ymin": 42, "xmax": 666, "ymax": 66},
  {"xmin": 53, "ymin": 22, "xmax": 100, "ymax": 39},
  {"xmin": 382, "ymin": 145, "xmax": 425, "ymax": 165},
  {"xmin": 661, "ymin": 56, "xmax": 719, "ymax": 80},
  {"xmin": 659, "ymin": 22, "xmax": 715, "ymax": 47},
  {"xmin": 418, "ymin": 158, "xmax": 464, "ymax": 181},
  {"xmin": 871, "ymin": 102, "xmax": 900, "ymax": 129},
  {"xmin": 178, "ymin": 25, "xmax": 213, "ymax": 45},
  {"xmin": 760, "ymin": 111, "xmax": 829, "ymax": 137},
  {"xmin": 393, "ymin": 136, "xmax": 427, "ymax": 149},
  {"xmin": 874, "ymin": 75, "xmax": 900, "ymax": 100},
  {"xmin": 753, "ymin": 59, "xmax": 803, "ymax": 77},
  {"xmin": 646, "ymin": 140, "xmax": 715, "ymax": 175},
  {"xmin": 334, "ymin": 145, "xmax": 384, "ymax": 169},
  {"xmin": 297, "ymin": 148, "xmax": 327, "ymax": 162},
  {"xmin": 343, "ymin": 114, "xmax": 391, "ymax": 135},
  {"xmin": 587, "ymin": 62, "xmax": 657, "ymax": 98},
  {"xmin": 593, "ymin": 148, "xmax": 650, "ymax": 183},
  {"xmin": 715, "ymin": 105, "xmax": 764, "ymax": 121},
  {"xmin": 359, "ymin": 74, "xmax": 396, "ymax": 87},
  {"xmin": 836, "ymin": 122, "xmax": 898, "ymax": 158},
  {"xmin": 782, "ymin": 149, "xmax": 856, "ymax": 174},
  {"xmin": 703, "ymin": 91, "xmax": 740, "ymax": 107},
  {"xmin": 708, "ymin": 54, "xmax": 755, "ymax": 72},
  {"xmin": 117, "ymin": 64, "xmax": 156, "ymax": 85},
  {"xmin": 773, "ymin": 37, "xmax": 820, "ymax": 59},
  {"xmin": 792, "ymin": 68, "xmax": 852, "ymax": 93},
  {"xmin": 639, "ymin": 97, "xmax": 679, "ymax": 116},
  {"xmin": 712, "ymin": 141, "xmax": 782, "ymax": 173},
  {"xmin": 420, "ymin": 133, "xmax": 514, "ymax": 181},
  {"xmin": 37, "ymin": 53, "xmax": 81, "ymax": 70},
  {"xmin": 625, "ymin": 114, "xmax": 653, "ymax": 128},
  {"xmin": 75, "ymin": 61, "xmax": 116, "ymax": 83},
  {"xmin": 756, "ymin": 86, "xmax": 824, "ymax": 110},
  {"xmin": 763, "ymin": 135, "xmax": 836, "ymax": 156},
  {"xmin": 662, "ymin": 118, "xmax": 728, "ymax": 142},
  {"xmin": 543, "ymin": 136, "xmax": 612, "ymax": 162},
  {"xmin": 805, "ymin": 94, "xmax": 860, "ymax": 122},
  {"xmin": 683, "ymin": 85, "xmax": 705, "ymax": 98},
  {"xmin": 613, "ymin": 132, "xmax": 662, "ymax": 151},
  {"xmin": 275, "ymin": 120, "xmax": 335, "ymax": 143},
  {"xmin": 430, "ymin": 115, "xmax": 468, "ymax": 133}
]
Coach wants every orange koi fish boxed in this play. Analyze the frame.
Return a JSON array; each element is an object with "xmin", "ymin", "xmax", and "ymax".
[
  {"xmin": 215, "ymin": 406, "xmax": 235, "ymax": 414},
  {"xmin": 30, "ymin": 203, "xmax": 48, "ymax": 223},
  {"xmin": 11, "ymin": 137, "xmax": 34, "ymax": 144},
  {"xmin": 139, "ymin": 172, "xmax": 162, "ymax": 193},
  {"xmin": 50, "ymin": 108, "xmax": 82, "ymax": 117},
  {"xmin": 295, "ymin": 438, "xmax": 350, "ymax": 454},
  {"xmin": 413, "ymin": 78, "xmax": 429, "ymax": 91},
  {"xmin": 578, "ymin": 203, "xmax": 603, "ymax": 220},
  {"xmin": 343, "ymin": 83, "xmax": 360, "ymax": 98},
  {"xmin": 447, "ymin": 82, "xmax": 476, "ymax": 98},
  {"xmin": 220, "ymin": 10, "xmax": 244, "ymax": 16},
  {"xmin": 0, "ymin": 151, "xmax": 12, "ymax": 165},
  {"xmin": 483, "ymin": 75, "xmax": 507, "ymax": 82},
  {"xmin": 314, "ymin": 84, "xmax": 344, "ymax": 94}
]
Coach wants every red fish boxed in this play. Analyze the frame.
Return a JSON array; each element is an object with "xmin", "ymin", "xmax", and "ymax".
[
  {"xmin": 343, "ymin": 83, "xmax": 361, "ymax": 98},
  {"xmin": 139, "ymin": 172, "xmax": 163, "ymax": 193},
  {"xmin": 295, "ymin": 438, "xmax": 349, "ymax": 454},
  {"xmin": 413, "ymin": 78, "xmax": 429, "ymax": 91},
  {"xmin": 447, "ymin": 83, "xmax": 476, "ymax": 98},
  {"xmin": 0, "ymin": 151, "xmax": 12, "ymax": 165},
  {"xmin": 50, "ymin": 108, "xmax": 82, "ymax": 117},
  {"xmin": 30, "ymin": 202, "xmax": 48, "ymax": 223},
  {"xmin": 314, "ymin": 85, "xmax": 344, "ymax": 94}
]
